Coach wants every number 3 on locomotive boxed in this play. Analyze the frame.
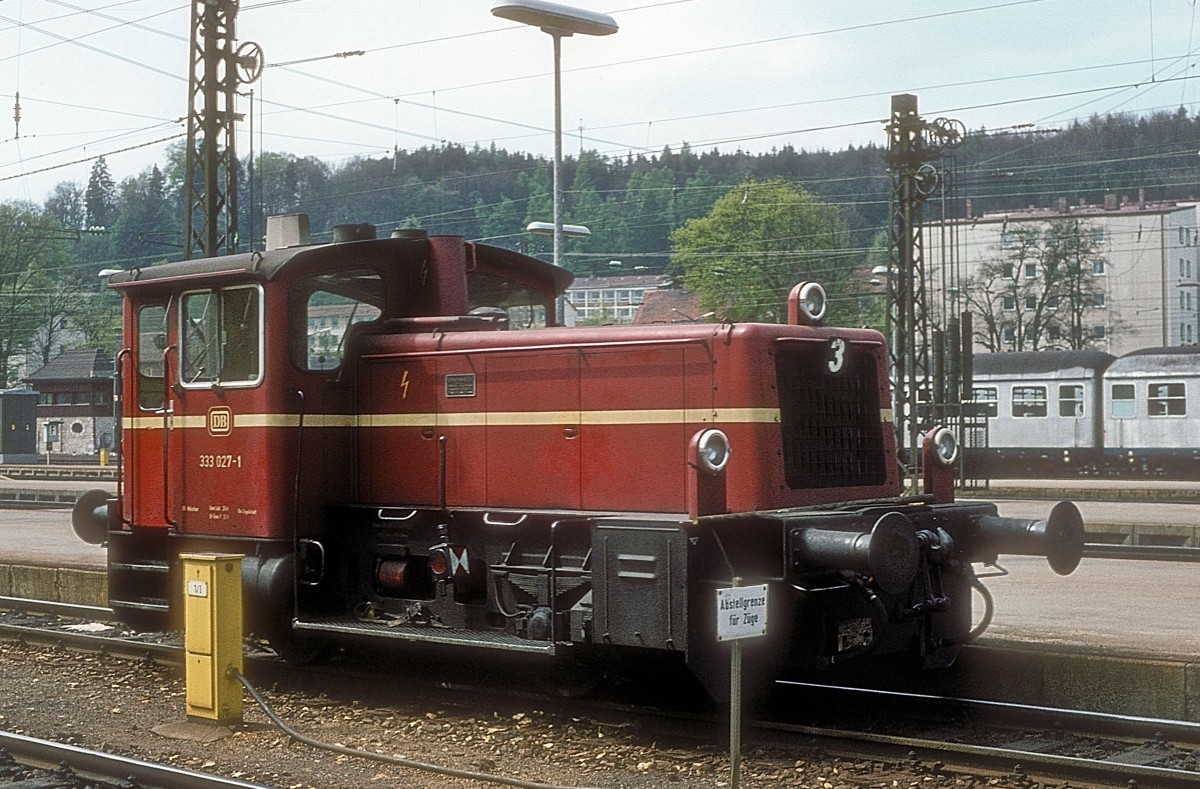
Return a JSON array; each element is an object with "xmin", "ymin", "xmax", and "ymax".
[{"xmin": 827, "ymin": 337, "xmax": 846, "ymax": 373}]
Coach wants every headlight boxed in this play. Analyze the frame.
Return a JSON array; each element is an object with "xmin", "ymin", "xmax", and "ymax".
[
  {"xmin": 798, "ymin": 282, "xmax": 826, "ymax": 323},
  {"xmin": 931, "ymin": 426, "xmax": 958, "ymax": 466},
  {"xmin": 697, "ymin": 429, "xmax": 731, "ymax": 474}
]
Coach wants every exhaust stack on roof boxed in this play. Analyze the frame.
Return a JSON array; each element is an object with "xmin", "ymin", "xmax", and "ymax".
[{"xmin": 266, "ymin": 214, "xmax": 311, "ymax": 250}]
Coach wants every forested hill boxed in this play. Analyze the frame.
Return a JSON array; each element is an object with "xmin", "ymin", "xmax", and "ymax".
[
  {"xmin": 38, "ymin": 107, "xmax": 1200, "ymax": 279},
  {"xmin": 232, "ymin": 107, "xmax": 1200, "ymax": 274}
]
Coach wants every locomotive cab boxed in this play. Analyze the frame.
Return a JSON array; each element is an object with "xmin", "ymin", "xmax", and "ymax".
[{"xmin": 80, "ymin": 214, "xmax": 1085, "ymax": 702}]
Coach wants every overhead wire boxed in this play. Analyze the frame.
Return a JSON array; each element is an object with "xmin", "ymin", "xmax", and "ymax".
[{"xmin": 1, "ymin": 0, "xmax": 1196, "ymax": 220}]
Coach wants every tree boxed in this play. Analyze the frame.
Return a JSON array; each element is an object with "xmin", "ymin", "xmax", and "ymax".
[
  {"xmin": 69, "ymin": 289, "xmax": 122, "ymax": 353},
  {"xmin": 826, "ymin": 229, "xmax": 888, "ymax": 332},
  {"xmin": 0, "ymin": 202, "xmax": 75, "ymax": 387},
  {"xmin": 613, "ymin": 166, "xmax": 677, "ymax": 270},
  {"xmin": 669, "ymin": 179, "xmax": 850, "ymax": 322},
  {"xmin": 110, "ymin": 166, "xmax": 178, "ymax": 266},
  {"xmin": 84, "ymin": 157, "xmax": 117, "ymax": 230},
  {"xmin": 965, "ymin": 225, "xmax": 1047, "ymax": 352},
  {"xmin": 964, "ymin": 218, "xmax": 1108, "ymax": 351},
  {"xmin": 1041, "ymin": 217, "xmax": 1113, "ymax": 349},
  {"xmin": 474, "ymin": 195, "xmax": 525, "ymax": 250},
  {"xmin": 564, "ymin": 151, "xmax": 609, "ymax": 259},
  {"xmin": 675, "ymin": 166, "xmax": 719, "ymax": 225},
  {"xmin": 45, "ymin": 181, "xmax": 86, "ymax": 231}
]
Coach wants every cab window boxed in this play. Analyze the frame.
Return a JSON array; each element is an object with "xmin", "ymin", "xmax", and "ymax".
[
  {"xmin": 180, "ymin": 285, "xmax": 262, "ymax": 387},
  {"xmin": 137, "ymin": 304, "xmax": 167, "ymax": 410},
  {"xmin": 467, "ymin": 271, "xmax": 549, "ymax": 329},
  {"xmin": 292, "ymin": 268, "xmax": 383, "ymax": 371}
]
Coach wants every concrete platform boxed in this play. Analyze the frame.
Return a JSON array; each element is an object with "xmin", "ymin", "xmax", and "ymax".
[
  {"xmin": 0, "ymin": 508, "xmax": 106, "ymax": 606},
  {"xmin": 955, "ymin": 642, "xmax": 1199, "ymax": 722},
  {"xmin": 966, "ymin": 554, "xmax": 1200, "ymax": 721}
]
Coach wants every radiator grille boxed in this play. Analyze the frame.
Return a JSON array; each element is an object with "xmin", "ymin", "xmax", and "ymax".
[{"xmin": 775, "ymin": 342, "xmax": 887, "ymax": 488}]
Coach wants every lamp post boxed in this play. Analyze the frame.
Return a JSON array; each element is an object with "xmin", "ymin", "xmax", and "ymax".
[{"xmin": 491, "ymin": 0, "xmax": 617, "ymax": 271}]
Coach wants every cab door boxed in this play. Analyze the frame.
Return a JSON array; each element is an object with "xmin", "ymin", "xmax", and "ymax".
[
  {"xmin": 173, "ymin": 284, "xmax": 268, "ymax": 538},
  {"xmin": 123, "ymin": 299, "xmax": 172, "ymax": 528}
]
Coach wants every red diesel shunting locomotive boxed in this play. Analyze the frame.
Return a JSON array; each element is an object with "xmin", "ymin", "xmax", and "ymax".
[{"xmin": 74, "ymin": 214, "xmax": 1084, "ymax": 699}]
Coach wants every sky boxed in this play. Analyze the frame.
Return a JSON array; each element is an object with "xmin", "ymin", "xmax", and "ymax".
[{"xmin": 1, "ymin": 0, "xmax": 1198, "ymax": 206}]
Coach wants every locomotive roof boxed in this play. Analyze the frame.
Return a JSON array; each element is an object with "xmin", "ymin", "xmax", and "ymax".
[
  {"xmin": 105, "ymin": 236, "xmax": 573, "ymax": 295},
  {"xmin": 972, "ymin": 349, "xmax": 1117, "ymax": 376},
  {"xmin": 105, "ymin": 244, "xmax": 316, "ymax": 286}
]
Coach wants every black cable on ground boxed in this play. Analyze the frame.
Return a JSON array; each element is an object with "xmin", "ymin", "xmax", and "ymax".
[{"xmin": 230, "ymin": 668, "xmax": 607, "ymax": 789}]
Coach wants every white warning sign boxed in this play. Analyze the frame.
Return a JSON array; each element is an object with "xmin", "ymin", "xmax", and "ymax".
[{"xmin": 716, "ymin": 584, "xmax": 768, "ymax": 642}]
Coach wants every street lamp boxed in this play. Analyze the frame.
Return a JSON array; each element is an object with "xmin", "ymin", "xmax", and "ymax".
[
  {"xmin": 525, "ymin": 220, "xmax": 591, "ymax": 239},
  {"xmin": 491, "ymin": 0, "xmax": 617, "ymax": 270}
]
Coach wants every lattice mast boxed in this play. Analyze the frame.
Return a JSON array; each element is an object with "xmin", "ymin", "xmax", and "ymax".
[
  {"xmin": 183, "ymin": 1, "xmax": 262, "ymax": 259},
  {"xmin": 884, "ymin": 94, "xmax": 965, "ymax": 492}
]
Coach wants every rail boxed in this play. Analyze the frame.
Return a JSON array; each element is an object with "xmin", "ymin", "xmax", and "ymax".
[
  {"xmin": 1084, "ymin": 543, "xmax": 1200, "ymax": 562},
  {"xmin": 0, "ymin": 595, "xmax": 113, "ymax": 621},
  {"xmin": 0, "ymin": 729, "xmax": 277, "ymax": 789},
  {"xmin": 771, "ymin": 681, "xmax": 1200, "ymax": 789}
]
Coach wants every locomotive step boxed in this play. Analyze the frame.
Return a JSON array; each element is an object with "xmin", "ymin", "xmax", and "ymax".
[
  {"xmin": 108, "ymin": 596, "xmax": 170, "ymax": 612},
  {"xmin": 293, "ymin": 615, "xmax": 560, "ymax": 655}
]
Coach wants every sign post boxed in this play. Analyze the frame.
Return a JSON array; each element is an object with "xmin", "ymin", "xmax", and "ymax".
[{"xmin": 716, "ymin": 577, "xmax": 768, "ymax": 789}]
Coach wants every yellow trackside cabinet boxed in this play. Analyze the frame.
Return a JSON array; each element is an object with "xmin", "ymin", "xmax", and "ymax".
[{"xmin": 181, "ymin": 553, "xmax": 244, "ymax": 724}]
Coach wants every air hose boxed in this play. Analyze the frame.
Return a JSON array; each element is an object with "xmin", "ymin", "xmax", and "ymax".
[{"xmin": 230, "ymin": 668, "xmax": 606, "ymax": 789}]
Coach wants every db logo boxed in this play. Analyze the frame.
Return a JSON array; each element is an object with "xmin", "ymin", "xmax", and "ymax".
[{"xmin": 207, "ymin": 406, "xmax": 233, "ymax": 436}]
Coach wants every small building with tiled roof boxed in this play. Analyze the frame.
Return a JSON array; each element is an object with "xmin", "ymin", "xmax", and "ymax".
[
  {"xmin": 24, "ymin": 348, "xmax": 116, "ymax": 457},
  {"xmin": 634, "ymin": 287, "xmax": 709, "ymax": 325}
]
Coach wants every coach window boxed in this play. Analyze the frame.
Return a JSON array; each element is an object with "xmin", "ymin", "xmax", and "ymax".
[
  {"xmin": 1148, "ymin": 382, "xmax": 1186, "ymax": 417},
  {"xmin": 1058, "ymin": 385, "xmax": 1084, "ymax": 417},
  {"xmin": 1110, "ymin": 384, "xmax": 1136, "ymax": 418},
  {"xmin": 137, "ymin": 304, "xmax": 167, "ymax": 410},
  {"xmin": 1011, "ymin": 385, "xmax": 1047, "ymax": 418},
  {"xmin": 180, "ymin": 285, "xmax": 263, "ymax": 387},
  {"xmin": 970, "ymin": 387, "xmax": 998, "ymax": 418},
  {"xmin": 292, "ymin": 268, "xmax": 383, "ymax": 371}
]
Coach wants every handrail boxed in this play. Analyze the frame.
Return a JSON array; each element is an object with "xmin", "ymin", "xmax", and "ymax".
[
  {"xmin": 161, "ymin": 344, "xmax": 177, "ymax": 527},
  {"xmin": 114, "ymin": 347, "xmax": 132, "ymax": 526}
]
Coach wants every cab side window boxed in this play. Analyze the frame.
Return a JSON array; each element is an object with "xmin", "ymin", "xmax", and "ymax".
[
  {"xmin": 292, "ymin": 268, "xmax": 383, "ymax": 371},
  {"xmin": 180, "ymin": 285, "xmax": 262, "ymax": 387},
  {"xmin": 137, "ymin": 304, "xmax": 167, "ymax": 411}
]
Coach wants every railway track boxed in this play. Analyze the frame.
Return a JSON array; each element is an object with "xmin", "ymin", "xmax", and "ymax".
[
  {"xmin": 0, "ymin": 595, "xmax": 180, "ymax": 662},
  {"xmin": 768, "ymin": 681, "xmax": 1200, "ymax": 788},
  {"xmin": 1086, "ymin": 543, "xmax": 1200, "ymax": 561},
  {"xmin": 2, "ymin": 593, "xmax": 1198, "ymax": 788}
]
